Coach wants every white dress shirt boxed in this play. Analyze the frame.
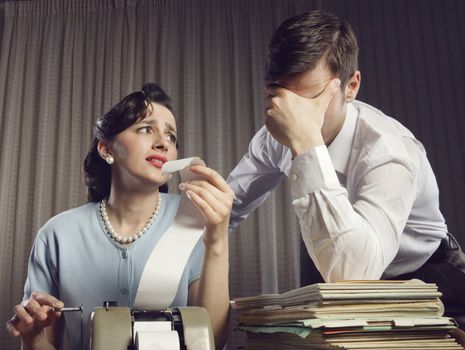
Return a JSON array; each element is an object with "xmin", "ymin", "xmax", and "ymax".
[{"xmin": 227, "ymin": 100, "xmax": 447, "ymax": 281}]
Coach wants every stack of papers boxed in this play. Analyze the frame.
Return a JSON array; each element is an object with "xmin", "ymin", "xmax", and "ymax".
[{"xmin": 232, "ymin": 280, "xmax": 465, "ymax": 349}]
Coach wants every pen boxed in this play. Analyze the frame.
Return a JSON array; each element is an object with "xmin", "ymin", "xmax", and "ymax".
[{"xmin": 51, "ymin": 305, "xmax": 84, "ymax": 313}]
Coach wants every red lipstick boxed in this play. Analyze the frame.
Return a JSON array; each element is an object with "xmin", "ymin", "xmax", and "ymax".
[{"xmin": 146, "ymin": 155, "xmax": 167, "ymax": 169}]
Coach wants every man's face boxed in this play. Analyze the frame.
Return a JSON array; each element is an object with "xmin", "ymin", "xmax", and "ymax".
[{"xmin": 273, "ymin": 60, "xmax": 348, "ymax": 142}]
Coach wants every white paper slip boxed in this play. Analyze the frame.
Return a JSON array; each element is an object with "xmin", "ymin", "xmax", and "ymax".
[
  {"xmin": 133, "ymin": 321, "xmax": 172, "ymax": 342},
  {"xmin": 135, "ymin": 330, "xmax": 180, "ymax": 350},
  {"xmin": 160, "ymin": 157, "xmax": 205, "ymax": 177},
  {"xmin": 134, "ymin": 157, "xmax": 206, "ymax": 309}
]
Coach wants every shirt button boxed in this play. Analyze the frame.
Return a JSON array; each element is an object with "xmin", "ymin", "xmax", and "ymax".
[
  {"xmin": 291, "ymin": 174, "xmax": 298, "ymax": 181},
  {"xmin": 122, "ymin": 250, "xmax": 128, "ymax": 259},
  {"xmin": 120, "ymin": 287, "xmax": 129, "ymax": 295}
]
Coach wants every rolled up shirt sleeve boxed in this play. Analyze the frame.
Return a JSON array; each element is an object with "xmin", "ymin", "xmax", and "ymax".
[{"xmin": 289, "ymin": 145, "xmax": 417, "ymax": 282}]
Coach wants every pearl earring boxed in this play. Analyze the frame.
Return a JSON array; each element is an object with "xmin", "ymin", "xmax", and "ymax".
[{"xmin": 106, "ymin": 155, "xmax": 114, "ymax": 165}]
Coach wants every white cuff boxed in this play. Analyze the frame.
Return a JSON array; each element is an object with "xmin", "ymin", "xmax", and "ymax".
[{"xmin": 289, "ymin": 146, "xmax": 339, "ymax": 199}]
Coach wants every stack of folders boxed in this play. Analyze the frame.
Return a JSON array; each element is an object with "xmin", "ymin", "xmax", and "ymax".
[{"xmin": 233, "ymin": 280, "xmax": 465, "ymax": 349}]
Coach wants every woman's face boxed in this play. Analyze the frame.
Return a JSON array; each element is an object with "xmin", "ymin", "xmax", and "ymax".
[{"xmin": 108, "ymin": 102, "xmax": 178, "ymax": 191}]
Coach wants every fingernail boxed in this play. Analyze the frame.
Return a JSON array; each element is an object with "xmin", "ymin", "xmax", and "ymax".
[
  {"xmin": 186, "ymin": 190, "xmax": 192, "ymax": 199},
  {"xmin": 179, "ymin": 183, "xmax": 185, "ymax": 190}
]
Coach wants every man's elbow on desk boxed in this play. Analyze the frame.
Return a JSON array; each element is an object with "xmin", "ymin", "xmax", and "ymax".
[{"xmin": 308, "ymin": 231, "xmax": 388, "ymax": 282}]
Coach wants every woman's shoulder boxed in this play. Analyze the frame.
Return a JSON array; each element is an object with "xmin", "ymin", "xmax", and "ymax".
[{"xmin": 39, "ymin": 202, "xmax": 99, "ymax": 234}]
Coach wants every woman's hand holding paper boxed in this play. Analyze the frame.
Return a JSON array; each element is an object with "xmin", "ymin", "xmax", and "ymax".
[{"xmin": 179, "ymin": 165, "xmax": 234, "ymax": 249}]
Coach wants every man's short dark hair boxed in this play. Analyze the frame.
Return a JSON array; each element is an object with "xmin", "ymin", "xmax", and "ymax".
[{"xmin": 265, "ymin": 10, "xmax": 358, "ymax": 87}]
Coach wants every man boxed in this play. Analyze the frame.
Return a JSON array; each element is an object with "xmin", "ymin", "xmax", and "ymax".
[{"xmin": 227, "ymin": 10, "xmax": 465, "ymax": 324}]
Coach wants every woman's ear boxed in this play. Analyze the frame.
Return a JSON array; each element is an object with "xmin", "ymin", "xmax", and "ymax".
[
  {"xmin": 345, "ymin": 70, "xmax": 361, "ymax": 103},
  {"xmin": 97, "ymin": 140, "xmax": 114, "ymax": 164}
]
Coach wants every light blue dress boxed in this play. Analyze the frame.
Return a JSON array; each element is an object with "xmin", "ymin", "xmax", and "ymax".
[{"xmin": 23, "ymin": 193, "xmax": 204, "ymax": 349}]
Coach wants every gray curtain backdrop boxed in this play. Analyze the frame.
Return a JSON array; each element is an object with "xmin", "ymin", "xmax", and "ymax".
[{"xmin": 0, "ymin": 0, "xmax": 464, "ymax": 349}]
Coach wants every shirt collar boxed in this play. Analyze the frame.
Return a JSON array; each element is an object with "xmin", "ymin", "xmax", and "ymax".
[{"xmin": 327, "ymin": 102, "xmax": 358, "ymax": 176}]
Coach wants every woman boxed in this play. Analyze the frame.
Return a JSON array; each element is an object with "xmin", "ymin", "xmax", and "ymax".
[{"xmin": 6, "ymin": 83, "xmax": 232, "ymax": 349}]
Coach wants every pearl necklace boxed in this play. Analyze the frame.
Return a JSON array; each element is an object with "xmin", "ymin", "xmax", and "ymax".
[{"xmin": 99, "ymin": 197, "xmax": 162, "ymax": 244}]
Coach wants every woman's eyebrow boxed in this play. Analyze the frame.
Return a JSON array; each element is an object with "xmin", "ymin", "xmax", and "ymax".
[
  {"xmin": 136, "ymin": 118, "xmax": 155, "ymax": 125},
  {"xmin": 165, "ymin": 122, "xmax": 177, "ymax": 134},
  {"xmin": 136, "ymin": 118, "xmax": 177, "ymax": 133}
]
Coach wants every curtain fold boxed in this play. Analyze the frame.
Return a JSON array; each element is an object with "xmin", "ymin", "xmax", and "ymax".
[{"xmin": 0, "ymin": 1, "xmax": 314, "ymax": 348}]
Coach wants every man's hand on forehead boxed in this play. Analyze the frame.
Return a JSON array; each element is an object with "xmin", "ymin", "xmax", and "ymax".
[
  {"xmin": 264, "ymin": 78, "xmax": 341, "ymax": 157},
  {"xmin": 266, "ymin": 77, "xmax": 335, "ymax": 99}
]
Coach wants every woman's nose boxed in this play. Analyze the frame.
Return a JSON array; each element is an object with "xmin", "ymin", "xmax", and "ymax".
[{"xmin": 152, "ymin": 135, "xmax": 169, "ymax": 151}]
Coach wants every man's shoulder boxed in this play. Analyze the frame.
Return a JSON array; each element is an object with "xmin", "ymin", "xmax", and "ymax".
[
  {"xmin": 352, "ymin": 100, "xmax": 415, "ymax": 138},
  {"xmin": 351, "ymin": 101, "xmax": 425, "ymax": 168},
  {"xmin": 352, "ymin": 100, "xmax": 386, "ymax": 116}
]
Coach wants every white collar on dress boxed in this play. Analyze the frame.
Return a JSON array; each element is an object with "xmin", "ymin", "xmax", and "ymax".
[{"xmin": 327, "ymin": 102, "xmax": 358, "ymax": 176}]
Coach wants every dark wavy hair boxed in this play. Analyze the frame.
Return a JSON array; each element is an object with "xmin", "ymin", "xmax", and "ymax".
[
  {"xmin": 265, "ymin": 10, "xmax": 358, "ymax": 88},
  {"xmin": 83, "ymin": 83, "xmax": 176, "ymax": 202}
]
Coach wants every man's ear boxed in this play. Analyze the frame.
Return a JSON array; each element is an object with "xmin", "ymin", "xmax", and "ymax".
[
  {"xmin": 345, "ymin": 70, "xmax": 361, "ymax": 103},
  {"xmin": 97, "ymin": 140, "xmax": 112, "ymax": 161}
]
